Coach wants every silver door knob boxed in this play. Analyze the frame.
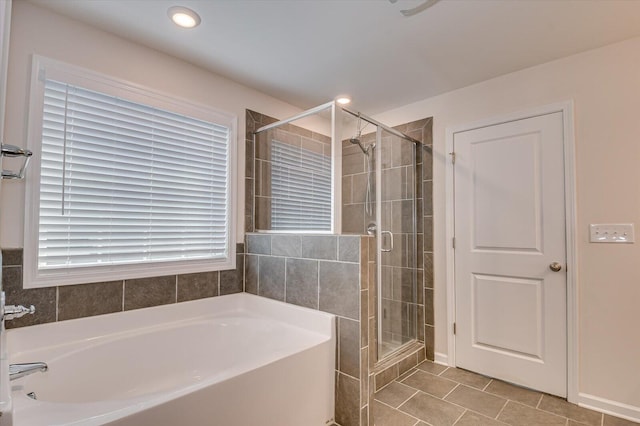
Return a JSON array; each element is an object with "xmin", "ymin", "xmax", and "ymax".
[{"xmin": 549, "ymin": 262, "xmax": 562, "ymax": 272}]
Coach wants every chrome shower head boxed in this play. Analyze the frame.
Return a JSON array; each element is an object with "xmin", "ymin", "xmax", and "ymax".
[
  {"xmin": 350, "ymin": 136, "xmax": 374, "ymax": 155},
  {"xmin": 350, "ymin": 113, "xmax": 374, "ymax": 155}
]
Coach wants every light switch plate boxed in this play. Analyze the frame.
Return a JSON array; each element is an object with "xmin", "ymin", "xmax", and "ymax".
[{"xmin": 589, "ymin": 224, "xmax": 635, "ymax": 243}]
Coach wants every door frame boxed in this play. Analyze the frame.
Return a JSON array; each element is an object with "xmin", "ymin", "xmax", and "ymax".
[
  {"xmin": 444, "ymin": 101, "xmax": 578, "ymax": 403},
  {"xmin": 0, "ymin": 1, "xmax": 11, "ymax": 422}
]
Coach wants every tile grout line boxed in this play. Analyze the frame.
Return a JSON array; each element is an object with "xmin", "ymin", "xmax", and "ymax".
[
  {"xmin": 55, "ymin": 285, "xmax": 59, "ymax": 321},
  {"xmin": 440, "ymin": 397, "xmax": 504, "ymax": 420},
  {"xmin": 379, "ymin": 397, "xmax": 423, "ymax": 425},
  {"xmin": 336, "ymin": 369, "xmax": 360, "ymax": 383},
  {"xmin": 398, "ymin": 369, "xmax": 419, "ymax": 385},
  {"xmin": 451, "ymin": 409, "xmax": 468, "ymax": 425},
  {"xmin": 283, "ymin": 257, "xmax": 287, "ymax": 303},
  {"xmin": 493, "ymin": 398, "xmax": 509, "ymax": 420},
  {"xmin": 242, "ymin": 246, "xmax": 246, "ymax": 293},
  {"xmin": 391, "ymin": 389, "xmax": 420, "ymax": 410},
  {"xmin": 536, "ymin": 394, "xmax": 544, "ymax": 409},
  {"xmin": 336, "ymin": 318, "xmax": 341, "ymax": 374},
  {"xmin": 483, "ymin": 378, "xmax": 494, "ymax": 391},
  {"xmin": 256, "ymin": 254, "xmax": 260, "ymax": 296},
  {"xmin": 494, "ymin": 397, "xmax": 509, "ymax": 421},
  {"xmin": 441, "ymin": 383, "xmax": 460, "ymax": 400}
]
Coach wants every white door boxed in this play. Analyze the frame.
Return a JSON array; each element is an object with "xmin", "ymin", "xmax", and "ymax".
[{"xmin": 454, "ymin": 112, "xmax": 567, "ymax": 397}]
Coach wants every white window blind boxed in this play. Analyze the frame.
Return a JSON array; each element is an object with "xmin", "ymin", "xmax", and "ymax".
[
  {"xmin": 37, "ymin": 79, "xmax": 231, "ymax": 271},
  {"xmin": 270, "ymin": 140, "xmax": 331, "ymax": 230}
]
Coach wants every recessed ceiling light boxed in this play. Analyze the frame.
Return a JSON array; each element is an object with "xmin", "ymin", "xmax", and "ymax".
[
  {"xmin": 168, "ymin": 6, "xmax": 201, "ymax": 29},
  {"xmin": 336, "ymin": 96, "xmax": 351, "ymax": 105}
]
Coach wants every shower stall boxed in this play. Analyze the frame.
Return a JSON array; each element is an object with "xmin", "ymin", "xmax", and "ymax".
[
  {"xmin": 342, "ymin": 114, "xmax": 420, "ymax": 360},
  {"xmin": 252, "ymin": 101, "xmax": 422, "ymax": 364}
]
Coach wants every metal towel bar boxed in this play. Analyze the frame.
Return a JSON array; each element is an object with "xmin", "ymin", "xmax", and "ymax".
[{"xmin": 1, "ymin": 143, "xmax": 32, "ymax": 180}]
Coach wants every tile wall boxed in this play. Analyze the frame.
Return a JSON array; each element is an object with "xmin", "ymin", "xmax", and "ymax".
[
  {"xmin": 1, "ymin": 245, "xmax": 245, "ymax": 329},
  {"xmin": 245, "ymin": 110, "xmax": 276, "ymax": 233},
  {"xmin": 341, "ymin": 129, "xmax": 377, "ymax": 235},
  {"xmin": 246, "ymin": 109, "xmax": 332, "ymax": 232},
  {"xmin": 342, "ymin": 117, "xmax": 434, "ymax": 363},
  {"xmin": 245, "ymin": 233, "xmax": 370, "ymax": 426},
  {"xmin": 253, "ymin": 121, "xmax": 331, "ymax": 230},
  {"xmin": 246, "ymin": 109, "xmax": 434, "ymax": 426}
]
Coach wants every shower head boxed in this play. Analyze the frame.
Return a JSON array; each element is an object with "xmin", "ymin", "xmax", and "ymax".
[
  {"xmin": 350, "ymin": 113, "xmax": 374, "ymax": 155},
  {"xmin": 350, "ymin": 136, "xmax": 374, "ymax": 155}
]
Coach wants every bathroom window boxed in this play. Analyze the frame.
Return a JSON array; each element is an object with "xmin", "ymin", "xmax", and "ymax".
[
  {"xmin": 270, "ymin": 140, "xmax": 332, "ymax": 230},
  {"xmin": 23, "ymin": 56, "xmax": 237, "ymax": 288}
]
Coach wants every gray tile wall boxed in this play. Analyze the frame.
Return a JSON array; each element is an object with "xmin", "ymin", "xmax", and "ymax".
[
  {"xmin": 1, "ymin": 245, "xmax": 245, "ymax": 329},
  {"xmin": 355, "ymin": 118, "xmax": 432, "ymax": 426},
  {"xmin": 245, "ymin": 110, "xmax": 277, "ymax": 233},
  {"xmin": 379, "ymin": 131, "xmax": 421, "ymax": 350},
  {"xmin": 342, "ymin": 131, "xmax": 377, "ymax": 235},
  {"xmin": 245, "ymin": 234, "xmax": 361, "ymax": 318},
  {"xmin": 245, "ymin": 109, "xmax": 331, "ymax": 232},
  {"xmin": 254, "ymin": 127, "xmax": 331, "ymax": 231},
  {"xmin": 245, "ymin": 233, "xmax": 370, "ymax": 426},
  {"xmin": 245, "ymin": 110, "xmax": 433, "ymax": 426},
  {"xmin": 342, "ymin": 117, "xmax": 433, "ymax": 366}
]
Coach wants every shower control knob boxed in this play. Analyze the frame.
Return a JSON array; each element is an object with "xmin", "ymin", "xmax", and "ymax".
[{"xmin": 549, "ymin": 262, "xmax": 562, "ymax": 272}]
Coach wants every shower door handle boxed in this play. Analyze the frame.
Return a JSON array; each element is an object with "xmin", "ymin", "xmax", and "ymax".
[{"xmin": 381, "ymin": 231, "xmax": 394, "ymax": 252}]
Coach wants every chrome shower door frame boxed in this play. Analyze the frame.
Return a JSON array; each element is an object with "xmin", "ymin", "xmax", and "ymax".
[{"xmin": 375, "ymin": 126, "xmax": 419, "ymax": 362}]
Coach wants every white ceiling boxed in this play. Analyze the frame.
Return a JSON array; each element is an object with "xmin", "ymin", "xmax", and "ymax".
[{"xmin": 29, "ymin": 0, "xmax": 640, "ymax": 115}]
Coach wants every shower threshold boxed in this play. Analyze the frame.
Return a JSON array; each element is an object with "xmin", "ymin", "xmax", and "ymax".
[{"xmin": 374, "ymin": 340, "xmax": 424, "ymax": 373}]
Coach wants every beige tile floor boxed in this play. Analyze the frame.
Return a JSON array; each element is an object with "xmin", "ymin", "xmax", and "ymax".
[{"xmin": 366, "ymin": 361, "xmax": 639, "ymax": 426}]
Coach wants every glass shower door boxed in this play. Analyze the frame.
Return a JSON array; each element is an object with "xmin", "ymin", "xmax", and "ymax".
[{"xmin": 377, "ymin": 127, "xmax": 418, "ymax": 359}]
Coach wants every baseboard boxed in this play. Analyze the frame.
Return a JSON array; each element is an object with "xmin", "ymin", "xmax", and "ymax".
[
  {"xmin": 434, "ymin": 352, "xmax": 449, "ymax": 366},
  {"xmin": 578, "ymin": 393, "xmax": 640, "ymax": 423}
]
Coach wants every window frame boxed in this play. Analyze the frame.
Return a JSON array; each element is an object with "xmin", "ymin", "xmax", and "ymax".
[{"xmin": 23, "ymin": 55, "xmax": 237, "ymax": 289}]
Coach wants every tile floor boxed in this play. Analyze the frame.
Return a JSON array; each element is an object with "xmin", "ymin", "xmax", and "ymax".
[{"xmin": 360, "ymin": 360, "xmax": 639, "ymax": 426}]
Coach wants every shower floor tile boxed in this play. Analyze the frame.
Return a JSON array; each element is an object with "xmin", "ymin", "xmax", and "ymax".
[{"xmin": 368, "ymin": 361, "xmax": 640, "ymax": 426}]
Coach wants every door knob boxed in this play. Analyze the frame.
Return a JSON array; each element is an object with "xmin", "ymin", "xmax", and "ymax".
[{"xmin": 549, "ymin": 262, "xmax": 562, "ymax": 272}]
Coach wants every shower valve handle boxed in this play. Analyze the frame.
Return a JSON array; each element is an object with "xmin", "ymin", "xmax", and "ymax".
[{"xmin": 381, "ymin": 231, "xmax": 394, "ymax": 252}]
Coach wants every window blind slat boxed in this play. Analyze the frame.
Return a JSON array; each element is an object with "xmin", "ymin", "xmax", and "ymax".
[
  {"xmin": 268, "ymin": 139, "xmax": 331, "ymax": 231},
  {"xmin": 37, "ymin": 78, "xmax": 231, "ymax": 270}
]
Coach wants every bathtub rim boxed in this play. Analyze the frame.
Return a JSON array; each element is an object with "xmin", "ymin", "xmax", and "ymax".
[{"xmin": 6, "ymin": 293, "xmax": 335, "ymax": 356}]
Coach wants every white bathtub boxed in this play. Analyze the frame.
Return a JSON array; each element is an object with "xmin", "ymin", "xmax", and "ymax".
[{"xmin": 6, "ymin": 293, "xmax": 336, "ymax": 426}]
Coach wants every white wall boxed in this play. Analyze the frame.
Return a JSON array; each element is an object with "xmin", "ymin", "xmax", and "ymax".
[
  {"xmin": 1, "ymin": 0, "xmax": 316, "ymax": 247},
  {"xmin": 376, "ymin": 36, "xmax": 640, "ymax": 413}
]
